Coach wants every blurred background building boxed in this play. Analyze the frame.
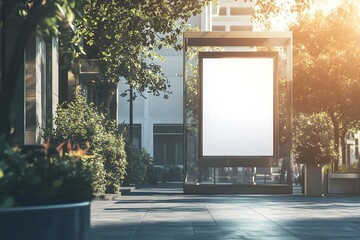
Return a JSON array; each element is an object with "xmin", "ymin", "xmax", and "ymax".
[{"xmin": 117, "ymin": 0, "xmax": 257, "ymax": 180}]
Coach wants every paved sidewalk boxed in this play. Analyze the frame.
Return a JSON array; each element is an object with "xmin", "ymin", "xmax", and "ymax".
[{"xmin": 91, "ymin": 184, "xmax": 360, "ymax": 240}]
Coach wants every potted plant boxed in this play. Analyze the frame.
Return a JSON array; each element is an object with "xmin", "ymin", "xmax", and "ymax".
[
  {"xmin": 293, "ymin": 113, "xmax": 338, "ymax": 196},
  {"xmin": 0, "ymin": 137, "xmax": 94, "ymax": 240}
]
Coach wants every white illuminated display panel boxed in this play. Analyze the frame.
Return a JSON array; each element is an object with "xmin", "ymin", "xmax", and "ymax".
[{"xmin": 202, "ymin": 57, "xmax": 274, "ymax": 156}]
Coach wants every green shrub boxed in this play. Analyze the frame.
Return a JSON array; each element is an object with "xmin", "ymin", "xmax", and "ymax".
[
  {"xmin": 166, "ymin": 166, "xmax": 183, "ymax": 182},
  {"xmin": 95, "ymin": 131, "xmax": 127, "ymax": 193},
  {"xmin": 0, "ymin": 137, "xmax": 93, "ymax": 207},
  {"xmin": 146, "ymin": 166, "xmax": 160, "ymax": 185},
  {"xmin": 338, "ymin": 162, "xmax": 360, "ymax": 173},
  {"xmin": 149, "ymin": 167, "xmax": 164, "ymax": 184},
  {"xmin": 81, "ymin": 156, "xmax": 106, "ymax": 194},
  {"xmin": 43, "ymin": 90, "xmax": 127, "ymax": 194},
  {"xmin": 151, "ymin": 167, "xmax": 183, "ymax": 183},
  {"xmin": 123, "ymin": 142, "xmax": 154, "ymax": 185}
]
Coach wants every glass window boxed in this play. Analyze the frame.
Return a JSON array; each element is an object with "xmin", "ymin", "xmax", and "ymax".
[
  {"xmin": 153, "ymin": 125, "xmax": 183, "ymax": 166},
  {"xmin": 219, "ymin": 7, "xmax": 227, "ymax": 16},
  {"xmin": 230, "ymin": 25, "xmax": 253, "ymax": 31},
  {"xmin": 230, "ymin": 7, "xmax": 252, "ymax": 16},
  {"xmin": 212, "ymin": 26, "xmax": 226, "ymax": 31}
]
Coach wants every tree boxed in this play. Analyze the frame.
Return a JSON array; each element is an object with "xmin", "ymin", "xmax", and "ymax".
[
  {"xmin": 253, "ymin": 0, "xmax": 311, "ymax": 30},
  {"xmin": 0, "ymin": 0, "xmax": 84, "ymax": 138},
  {"xmin": 292, "ymin": 0, "xmax": 360, "ymax": 170},
  {"xmin": 75, "ymin": 0, "xmax": 211, "ymax": 115},
  {"xmin": 293, "ymin": 113, "xmax": 338, "ymax": 166}
]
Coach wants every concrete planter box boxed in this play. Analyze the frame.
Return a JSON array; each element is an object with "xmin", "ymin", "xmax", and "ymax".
[
  {"xmin": 305, "ymin": 165, "xmax": 324, "ymax": 196},
  {"xmin": 0, "ymin": 201, "xmax": 90, "ymax": 240},
  {"xmin": 328, "ymin": 173, "xmax": 360, "ymax": 195}
]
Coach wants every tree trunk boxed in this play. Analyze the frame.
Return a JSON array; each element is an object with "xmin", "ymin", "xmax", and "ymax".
[
  {"xmin": 97, "ymin": 85, "xmax": 115, "ymax": 120},
  {"xmin": 329, "ymin": 111, "xmax": 340, "ymax": 172},
  {"xmin": 340, "ymin": 129, "xmax": 347, "ymax": 167}
]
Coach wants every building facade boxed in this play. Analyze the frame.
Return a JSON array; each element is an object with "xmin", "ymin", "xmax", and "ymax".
[
  {"xmin": 212, "ymin": 0, "xmax": 254, "ymax": 32},
  {"xmin": 0, "ymin": 6, "xmax": 78, "ymax": 144},
  {"xmin": 346, "ymin": 131, "xmax": 360, "ymax": 166}
]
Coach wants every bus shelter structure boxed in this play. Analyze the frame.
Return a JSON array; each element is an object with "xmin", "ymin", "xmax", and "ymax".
[{"xmin": 183, "ymin": 31, "xmax": 293, "ymax": 194}]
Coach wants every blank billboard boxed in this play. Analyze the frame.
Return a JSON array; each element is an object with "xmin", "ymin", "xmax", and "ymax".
[{"xmin": 199, "ymin": 52, "xmax": 277, "ymax": 159}]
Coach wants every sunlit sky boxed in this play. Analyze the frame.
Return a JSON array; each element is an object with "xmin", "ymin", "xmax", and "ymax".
[
  {"xmin": 311, "ymin": 0, "xmax": 343, "ymax": 13},
  {"xmin": 261, "ymin": 0, "xmax": 345, "ymax": 31}
]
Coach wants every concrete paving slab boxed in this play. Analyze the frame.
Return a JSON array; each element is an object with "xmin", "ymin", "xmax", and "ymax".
[{"xmin": 91, "ymin": 184, "xmax": 360, "ymax": 240}]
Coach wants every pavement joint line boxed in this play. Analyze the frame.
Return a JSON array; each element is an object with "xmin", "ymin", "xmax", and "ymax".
[
  {"xmin": 205, "ymin": 204, "xmax": 225, "ymax": 236},
  {"xmin": 192, "ymin": 221, "xmax": 195, "ymax": 237},
  {"xmin": 130, "ymin": 206, "xmax": 149, "ymax": 240},
  {"xmin": 245, "ymin": 204, "xmax": 300, "ymax": 239}
]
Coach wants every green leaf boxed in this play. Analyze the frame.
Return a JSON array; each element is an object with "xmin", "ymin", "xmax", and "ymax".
[{"xmin": 66, "ymin": 8, "xmax": 75, "ymax": 23}]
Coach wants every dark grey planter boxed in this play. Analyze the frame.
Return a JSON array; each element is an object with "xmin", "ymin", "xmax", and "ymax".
[
  {"xmin": 304, "ymin": 165, "xmax": 324, "ymax": 196},
  {"xmin": 0, "ymin": 201, "xmax": 90, "ymax": 240}
]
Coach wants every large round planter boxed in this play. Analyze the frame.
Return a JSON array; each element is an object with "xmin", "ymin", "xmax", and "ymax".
[{"xmin": 0, "ymin": 201, "xmax": 90, "ymax": 240}]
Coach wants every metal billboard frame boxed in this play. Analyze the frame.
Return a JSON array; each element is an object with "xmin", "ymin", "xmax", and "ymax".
[{"xmin": 183, "ymin": 31, "xmax": 293, "ymax": 194}]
